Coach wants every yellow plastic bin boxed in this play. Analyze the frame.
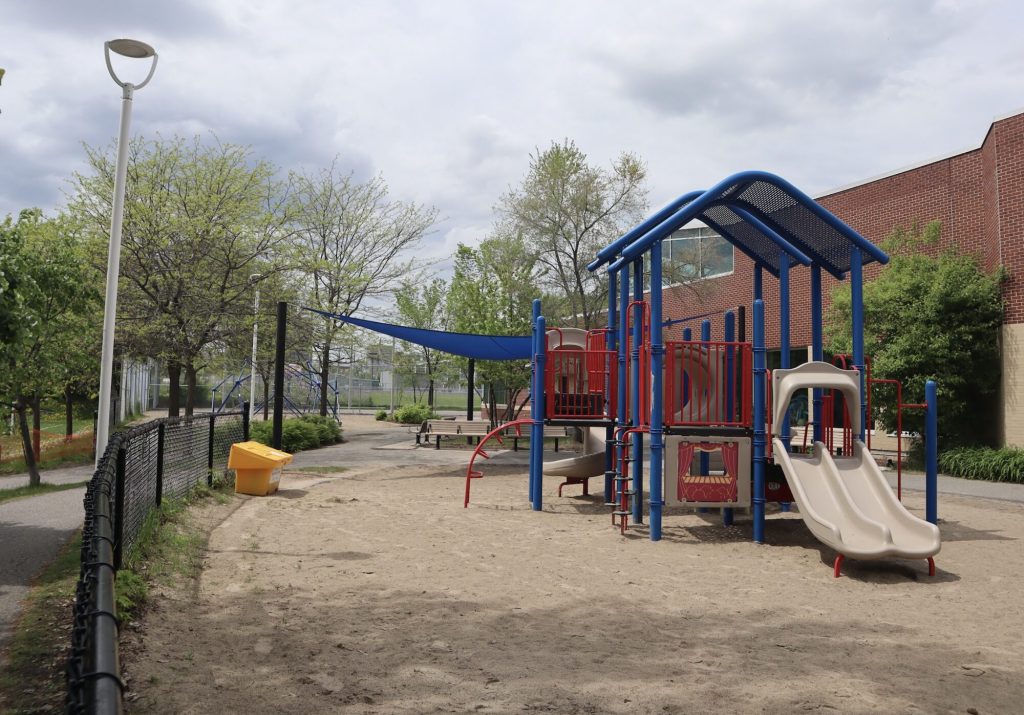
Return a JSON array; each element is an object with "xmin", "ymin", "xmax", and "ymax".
[{"xmin": 228, "ymin": 441, "xmax": 293, "ymax": 496}]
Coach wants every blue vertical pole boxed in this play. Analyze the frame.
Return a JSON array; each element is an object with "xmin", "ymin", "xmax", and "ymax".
[
  {"xmin": 617, "ymin": 268, "xmax": 630, "ymax": 508},
  {"xmin": 649, "ymin": 241, "xmax": 665, "ymax": 541},
  {"xmin": 532, "ymin": 315, "xmax": 546, "ymax": 511},
  {"xmin": 723, "ymin": 310, "xmax": 735, "ymax": 527},
  {"xmin": 698, "ymin": 319, "xmax": 711, "ymax": 514},
  {"xmin": 753, "ymin": 265, "xmax": 763, "ymax": 302},
  {"xmin": 925, "ymin": 380, "xmax": 938, "ymax": 525},
  {"xmin": 529, "ymin": 300, "xmax": 541, "ymax": 503},
  {"xmin": 811, "ymin": 265, "xmax": 823, "ymax": 444},
  {"xmin": 682, "ymin": 327, "xmax": 692, "ymax": 341},
  {"xmin": 752, "ymin": 299, "xmax": 767, "ymax": 544},
  {"xmin": 850, "ymin": 247, "xmax": 867, "ymax": 442},
  {"xmin": 779, "ymin": 253, "xmax": 791, "ymax": 452},
  {"xmin": 632, "ymin": 258, "xmax": 645, "ymax": 523},
  {"xmin": 605, "ymin": 272, "xmax": 618, "ymax": 504}
]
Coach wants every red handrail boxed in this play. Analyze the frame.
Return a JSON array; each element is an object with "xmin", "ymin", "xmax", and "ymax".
[{"xmin": 464, "ymin": 418, "xmax": 534, "ymax": 508}]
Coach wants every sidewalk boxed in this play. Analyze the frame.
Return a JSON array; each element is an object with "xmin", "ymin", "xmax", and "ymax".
[
  {"xmin": 886, "ymin": 469, "xmax": 1024, "ymax": 504},
  {"xmin": 0, "ymin": 463, "xmax": 94, "ymax": 491}
]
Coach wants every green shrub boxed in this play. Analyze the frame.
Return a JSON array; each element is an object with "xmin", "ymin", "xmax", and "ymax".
[
  {"xmin": 298, "ymin": 414, "xmax": 343, "ymax": 445},
  {"xmin": 375, "ymin": 410, "xmax": 388, "ymax": 421},
  {"xmin": 249, "ymin": 416, "xmax": 339, "ymax": 453},
  {"xmin": 938, "ymin": 446, "xmax": 1024, "ymax": 483},
  {"xmin": 393, "ymin": 403, "xmax": 435, "ymax": 424}
]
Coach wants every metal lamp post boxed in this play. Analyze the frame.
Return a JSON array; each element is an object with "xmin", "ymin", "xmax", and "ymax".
[
  {"xmin": 248, "ymin": 275, "xmax": 261, "ymax": 421},
  {"xmin": 95, "ymin": 39, "xmax": 158, "ymax": 465}
]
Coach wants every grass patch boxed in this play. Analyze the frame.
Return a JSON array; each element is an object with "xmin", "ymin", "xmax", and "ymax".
[
  {"xmin": 0, "ymin": 531, "xmax": 82, "ymax": 714},
  {"xmin": 0, "ymin": 480, "xmax": 90, "ymax": 505},
  {"xmin": 939, "ymin": 446, "xmax": 1024, "ymax": 483},
  {"xmin": 290, "ymin": 466, "xmax": 348, "ymax": 474},
  {"xmin": 0, "ymin": 450, "xmax": 94, "ymax": 477},
  {"xmin": 116, "ymin": 477, "xmax": 237, "ymax": 622}
]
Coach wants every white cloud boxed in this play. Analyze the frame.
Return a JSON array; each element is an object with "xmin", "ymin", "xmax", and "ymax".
[{"xmin": 1, "ymin": 0, "xmax": 1022, "ymax": 276}]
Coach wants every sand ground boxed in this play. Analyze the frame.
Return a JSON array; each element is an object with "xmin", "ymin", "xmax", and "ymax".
[{"xmin": 123, "ymin": 416, "xmax": 1024, "ymax": 714}]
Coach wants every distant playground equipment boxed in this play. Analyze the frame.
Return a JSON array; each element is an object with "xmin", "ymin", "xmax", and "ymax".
[
  {"xmin": 210, "ymin": 359, "xmax": 340, "ymax": 420},
  {"xmin": 314, "ymin": 171, "xmax": 941, "ymax": 577}
]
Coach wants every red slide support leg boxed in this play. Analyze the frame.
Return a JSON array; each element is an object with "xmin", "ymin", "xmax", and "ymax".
[
  {"xmin": 833, "ymin": 554, "xmax": 844, "ymax": 578},
  {"xmin": 927, "ymin": 557, "xmax": 936, "ymax": 577}
]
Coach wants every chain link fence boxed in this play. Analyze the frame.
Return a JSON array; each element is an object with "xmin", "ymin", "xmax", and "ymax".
[{"xmin": 65, "ymin": 409, "xmax": 248, "ymax": 714}]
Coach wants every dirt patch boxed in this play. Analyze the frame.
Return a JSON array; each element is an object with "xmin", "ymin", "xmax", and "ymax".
[{"xmin": 123, "ymin": 458, "xmax": 1024, "ymax": 714}]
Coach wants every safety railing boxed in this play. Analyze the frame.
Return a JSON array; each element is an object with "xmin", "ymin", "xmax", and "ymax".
[
  {"xmin": 664, "ymin": 341, "xmax": 752, "ymax": 427},
  {"xmin": 65, "ymin": 408, "xmax": 248, "ymax": 714},
  {"xmin": 545, "ymin": 348, "xmax": 617, "ymax": 420}
]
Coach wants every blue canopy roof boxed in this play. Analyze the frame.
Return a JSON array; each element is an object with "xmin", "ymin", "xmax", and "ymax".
[
  {"xmin": 592, "ymin": 170, "xmax": 888, "ymax": 279},
  {"xmin": 304, "ymin": 308, "xmax": 533, "ymax": 361}
]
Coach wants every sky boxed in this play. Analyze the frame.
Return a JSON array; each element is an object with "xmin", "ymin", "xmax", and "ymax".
[{"xmin": 2, "ymin": 0, "xmax": 1023, "ymax": 273}]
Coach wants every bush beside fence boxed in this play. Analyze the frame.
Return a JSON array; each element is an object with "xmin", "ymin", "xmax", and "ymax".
[{"xmin": 64, "ymin": 408, "xmax": 248, "ymax": 714}]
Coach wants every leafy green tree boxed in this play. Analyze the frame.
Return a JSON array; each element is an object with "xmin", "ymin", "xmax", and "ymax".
[
  {"xmin": 447, "ymin": 234, "xmax": 539, "ymax": 425},
  {"xmin": 826, "ymin": 221, "xmax": 1004, "ymax": 447},
  {"xmin": 496, "ymin": 139, "xmax": 648, "ymax": 329},
  {"xmin": 289, "ymin": 162, "xmax": 438, "ymax": 416},
  {"xmin": 69, "ymin": 135, "xmax": 292, "ymax": 416},
  {"xmin": 394, "ymin": 278, "xmax": 452, "ymax": 408},
  {"xmin": 0, "ymin": 210, "xmax": 100, "ymax": 484}
]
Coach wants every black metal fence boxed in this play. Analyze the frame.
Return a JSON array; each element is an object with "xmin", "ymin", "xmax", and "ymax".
[{"xmin": 65, "ymin": 408, "xmax": 249, "ymax": 714}]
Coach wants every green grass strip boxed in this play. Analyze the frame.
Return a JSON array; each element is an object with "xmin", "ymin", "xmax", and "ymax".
[{"xmin": 0, "ymin": 480, "xmax": 90, "ymax": 505}]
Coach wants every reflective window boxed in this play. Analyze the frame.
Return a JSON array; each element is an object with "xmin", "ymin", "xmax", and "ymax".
[{"xmin": 663, "ymin": 227, "xmax": 734, "ymax": 283}]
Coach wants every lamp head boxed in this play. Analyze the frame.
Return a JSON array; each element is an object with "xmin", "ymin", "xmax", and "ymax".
[{"xmin": 107, "ymin": 39, "xmax": 156, "ymax": 59}]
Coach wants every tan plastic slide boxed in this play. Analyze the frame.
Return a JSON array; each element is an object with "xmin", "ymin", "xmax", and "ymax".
[
  {"xmin": 772, "ymin": 362, "xmax": 940, "ymax": 563},
  {"xmin": 543, "ymin": 426, "xmax": 606, "ymax": 479}
]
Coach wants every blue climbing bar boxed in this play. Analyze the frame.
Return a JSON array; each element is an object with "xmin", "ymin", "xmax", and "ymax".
[{"xmin": 649, "ymin": 241, "xmax": 665, "ymax": 541}]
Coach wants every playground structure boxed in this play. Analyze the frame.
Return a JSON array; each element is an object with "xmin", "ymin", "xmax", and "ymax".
[
  {"xmin": 467, "ymin": 170, "xmax": 940, "ymax": 576},
  {"xmin": 210, "ymin": 359, "xmax": 341, "ymax": 420}
]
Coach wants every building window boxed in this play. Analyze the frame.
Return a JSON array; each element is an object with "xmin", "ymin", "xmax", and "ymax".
[{"xmin": 663, "ymin": 227, "xmax": 734, "ymax": 283}]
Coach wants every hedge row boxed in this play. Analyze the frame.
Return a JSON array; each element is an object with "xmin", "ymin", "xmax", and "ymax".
[
  {"xmin": 250, "ymin": 414, "xmax": 343, "ymax": 453},
  {"xmin": 938, "ymin": 446, "xmax": 1024, "ymax": 484}
]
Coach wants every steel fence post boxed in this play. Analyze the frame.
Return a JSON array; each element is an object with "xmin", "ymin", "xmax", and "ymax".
[
  {"xmin": 207, "ymin": 413, "xmax": 216, "ymax": 485},
  {"xmin": 155, "ymin": 421, "xmax": 165, "ymax": 507},
  {"xmin": 242, "ymin": 401, "xmax": 251, "ymax": 441}
]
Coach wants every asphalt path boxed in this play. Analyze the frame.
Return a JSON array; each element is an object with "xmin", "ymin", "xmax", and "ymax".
[
  {"xmin": 0, "ymin": 486, "xmax": 86, "ymax": 652},
  {"xmin": 0, "ymin": 463, "xmax": 94, "ymax": 491}
]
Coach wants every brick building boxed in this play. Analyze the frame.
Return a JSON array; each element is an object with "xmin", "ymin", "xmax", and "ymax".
[{"xmin": 659, "ymin": 109, "xmax": 1024, "ymax": 446}]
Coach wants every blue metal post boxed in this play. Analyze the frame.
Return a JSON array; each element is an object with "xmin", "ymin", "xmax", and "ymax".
[
  {"xmin": 779, "ymin": 252, "xmax": 791, "ymax": 451},
  {"xmin": 532, "ymin": 315, "xmax": 546, "ymax": 511},
  {"xmin": 682, "ymin": 327, "xmax": 692, "ymax": 341},
  {"xmin": 811, "ymin": 265, "xmax": 823, "ymax": 444},
  {"xmin": 752, "ymin": 299, "xmax": 766, "ymax": 544},
  {"xmin": 723, "ymin": 310, "xmax": 735, "ymax": 527},
  {"xmin": 616, "ymin": 268, "xmax": 630, "ymax": 508},
  {"xmin": 649, "ymin": 241, "xmax": 665, "ymax": 541},
  {"xmin": 753, "ymin": 265, "xmax": 763, "ymax": 302},
  {"xmin": 529, "ymin": 300, "xmax": 541, "ymax": 503},
  {"xmin": 632, "ymin": 258, "xmax": 645, "ymax": 523},
  {"xmin": 698, "ymin": 319, "xmax": 711, "ymax": 514},
  {"xmin": 850, "ymin": 247, "xmax": 867, "ymax": 442},
  {"xmin": 605, "ymin": 273, "xmax": 617, "ymax": 503},
  {"xmin": 925, "ymin": 380, "xmax": 938, "ymax": 525}
]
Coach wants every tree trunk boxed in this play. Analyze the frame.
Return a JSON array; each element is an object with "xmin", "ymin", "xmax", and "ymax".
[
  {"xmin": 487, "ymin": 383, "xmax": 497, "ymax": 430},
  {"xmin": 167, "ymin": 360, "xmax": 181, "ymax": 418},
  {"xmin": 16, "ymin": 399, "xmax": 41, "ymax": 487},
  {"xmin": 31, "ymin": 392, "xmax": 42, "ymax": 462},
  {"xmin": 319, "ymin": 342, "xmax": 331, "ymax": 417},
  {"xmin": 428, "ymin": 379, "xmax": 435, "ymax": 410},
  {"xmin": 65, "ymin": 385, "xmax": 74, "ymax": 440},
  {"xmin": 184, "ymin": 363, "xmax": 198, "ymax": 416}
]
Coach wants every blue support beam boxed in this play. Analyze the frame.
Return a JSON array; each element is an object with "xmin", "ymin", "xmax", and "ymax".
[
  {"xmin": 605, "ymin": 273, "xmax": 617, "ymax": 503},
  {"xmin": 649, "ymin": 241, "xmax": 665, "ymax": 541},
  {"xmin": 779, "ymin": 250, "xmax": 791, "ymax": 452},
  {"xmin": 850, "ymin": 246, "xmax": 867, "ymax": 442},
  {"xmin": 632, "ymin": 259, "xmax": 645, "ymax": 524},
  {"xmin": 723, "ymin": 310, "xmax": 736, "ymax": 527},
  {"xmin": 617, "ymin": 267, "xmax": 630, "ymax": 510},
  {"xmin": 811, "ymin": 265, "xmax": 823, "ymax": 444},
  {"xmin": 752, "ymin": 299, "xmax": 767, "ymax": 543},
  {"xmin": 532, "ymin": 315, "xmax": 546, "ymax": 511},
  {"xmin": 529, "ymin": 299, "xmax": 541, "ymax": 504},
  {"xmin": 699, "ymin": 319, "xmax": 711, "ymax": 512},
  {"xmin": 925, "ymin": 380, "xmax": 938, "ymax": 525}
]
